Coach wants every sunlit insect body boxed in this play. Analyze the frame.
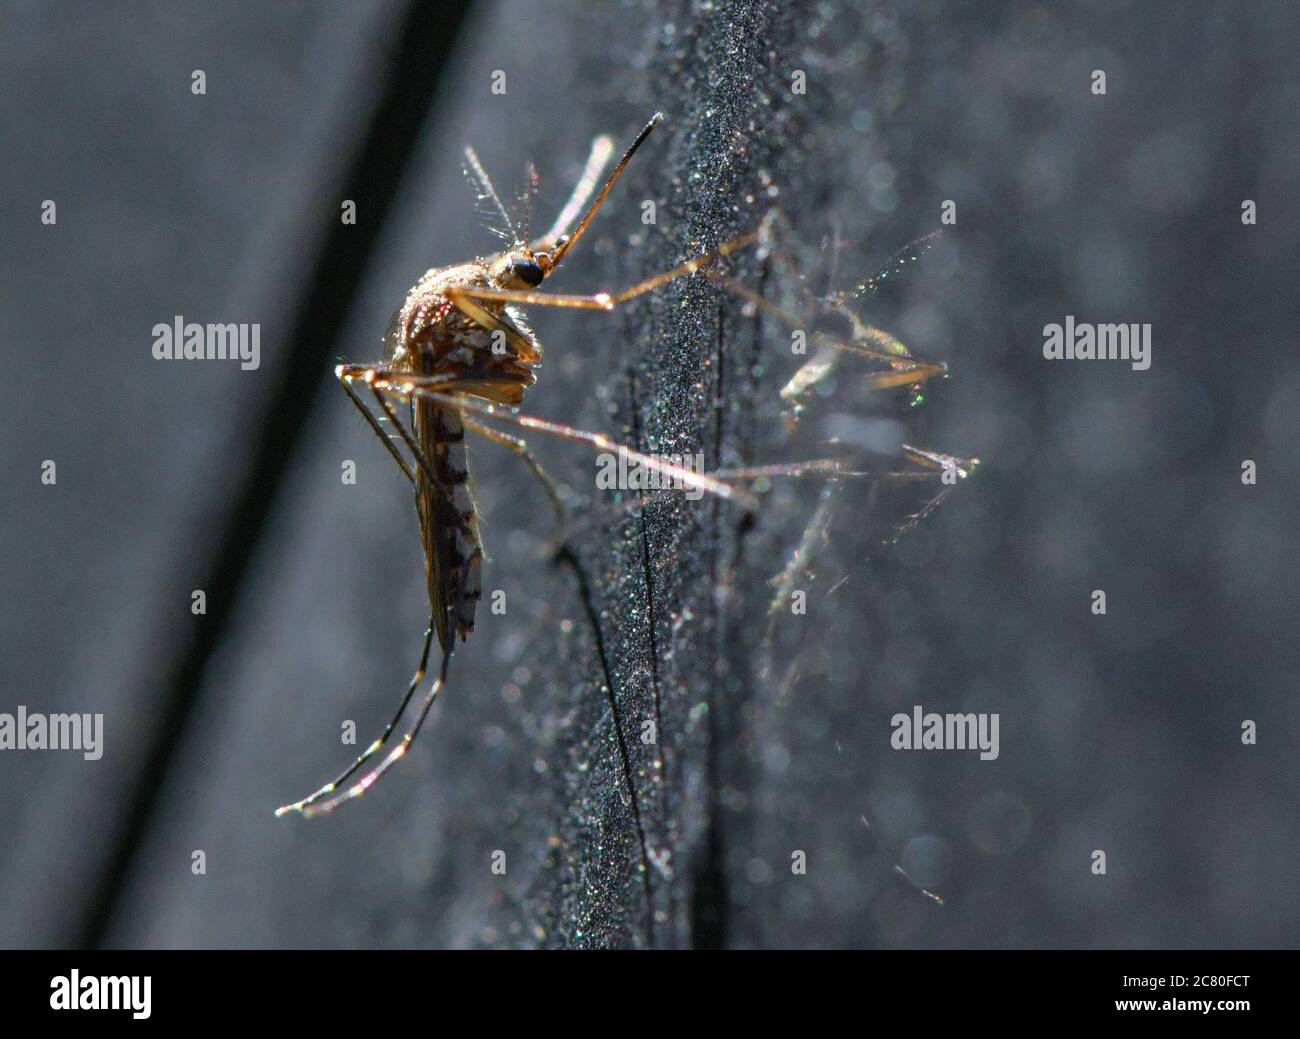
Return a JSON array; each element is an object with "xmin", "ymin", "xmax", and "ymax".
[
  {"xmin": 275, "ymin": 113, "xmax": 755, "ymax": 819},
  {"xmin": 386, "ymin": 259, "xmax": 543, "ymax": 655}
]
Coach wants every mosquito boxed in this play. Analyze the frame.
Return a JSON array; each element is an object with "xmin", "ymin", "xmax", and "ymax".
[
  {"xmin": 274, "ymin": 113, "xmax": 758, "ymax": 818},
  {"xmin": 274, "ymin": 115, "xmax": 977, "ymax": 819}
]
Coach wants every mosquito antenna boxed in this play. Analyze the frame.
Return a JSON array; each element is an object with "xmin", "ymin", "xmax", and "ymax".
[
  {"xmin": 547, "ymin": 112, "xmax": 663, "ymax": 268},
  {"xmin": 463, "ymin": 146, "xmax": 518, "ymax": 243}
]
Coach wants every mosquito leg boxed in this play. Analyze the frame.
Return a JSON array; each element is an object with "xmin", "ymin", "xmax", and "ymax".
[
  {"xmin": 337, "ymin": 367, "xmax": 414, "ymax": 485},
  {"xmin": 893, "ymin": 445, "xmax": 979, "ymax": 533},
  {"xmin": 438, "ymin": 294, "xmax": 540, "ymax": 367},
  {"xmin": 712, "ymin": 448, "xmax": 977, "ymax": 550},
  {"xmin": 274, "ymin": 616, "xmax": 435, "ymax": 818},
  {"xmin": 462, "ymin": 417, "xmax": 568, "ymax": 534},
  {"xmin": 338, "ymin": 361, "xmax": 493, "ymax": 525},
  {"xmin": 368, "ymin": 385, "xmax": 440, "ymax": 489},
  {"xmin": 371, "ymin": 376, "xmax": 758, "ymax": 510},
  {"xmin": 297, "ymin": 610, "xmax": 456, "ymax": 818},
  {"xmin": 713, "ymin": 459, "xmax": 957, "ymax": 480},
  {"xmin": 901, "ymin": 443, "xmax": 980, "ymax": 477},
  {"xmin": 339, "ymin": 365, "xmax": 489, "ymax": 524},
  {"xmin": 370, "ymin": 376, "xmax": 963, "ymax": 526},
  {"xmin": 360, "ymin": 376, "xmax": 963, "ymax": 536}
]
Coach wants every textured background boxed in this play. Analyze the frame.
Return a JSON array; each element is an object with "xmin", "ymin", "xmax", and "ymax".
[{"xmin": 1, "ymin": 0, "xmax": 1297, "ymax": 949}]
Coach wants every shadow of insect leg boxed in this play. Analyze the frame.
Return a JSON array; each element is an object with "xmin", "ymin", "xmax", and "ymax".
[{"xmin": 375, "ymin": 378, "xmax": 758, "ymax": 511}]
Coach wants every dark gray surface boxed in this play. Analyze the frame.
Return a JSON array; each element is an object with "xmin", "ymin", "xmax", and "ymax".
[
  {"xmin": 2, "ymin": 0, "xmax": 1297, "ymax": 948},
  {"xmin": 0, "ymin": 0, "xmax": 403, "ymax": 947}
]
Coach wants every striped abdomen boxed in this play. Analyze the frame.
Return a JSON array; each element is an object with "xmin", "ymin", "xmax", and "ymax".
[{"xmin": 413, "ymin": 393, "xmax": 483, "ymax": 653}]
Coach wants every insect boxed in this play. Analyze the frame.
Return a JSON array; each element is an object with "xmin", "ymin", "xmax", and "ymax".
[
  {"xmin": 275, "ymin": 113, "xmax": 756, "ymax": 818},
  {"xmin": 274, "ymin": 115, "xmax": 977, "ymax": 820}
]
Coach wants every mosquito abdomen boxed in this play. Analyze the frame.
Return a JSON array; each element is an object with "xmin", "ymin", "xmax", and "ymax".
[{"xmin": 413, "ymin": 389, "xmax": 483, "ymax": 653}]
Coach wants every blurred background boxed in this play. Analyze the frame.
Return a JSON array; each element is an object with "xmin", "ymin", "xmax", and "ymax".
[{"xmin": 1, "ymin": 0, "xmax": 1297, "ymax": 949}]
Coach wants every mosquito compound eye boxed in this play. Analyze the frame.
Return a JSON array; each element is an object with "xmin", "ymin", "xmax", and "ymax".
[{"xmin": 510, "ymin": 258, "xmax": 544, "ymax": 287}]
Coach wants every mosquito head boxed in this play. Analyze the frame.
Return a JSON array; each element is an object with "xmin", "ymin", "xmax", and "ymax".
[
  {"xmin": 492, "ymin": 248, "xmax": 548, "ymax": 290},
  {"xmin": 487, "ymin": 114, "xmax": 662, "ymax": 290}
]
